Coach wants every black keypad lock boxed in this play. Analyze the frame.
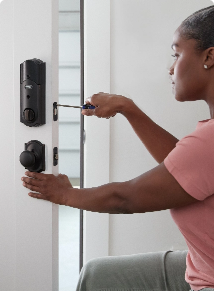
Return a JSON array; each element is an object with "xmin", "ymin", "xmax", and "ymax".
[{"xmin": 20, "ymin": 58, "xmax": 46, "ymax": 127}]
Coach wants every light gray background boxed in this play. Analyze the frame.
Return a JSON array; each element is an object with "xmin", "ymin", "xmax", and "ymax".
[{"xmin": 108, "ymin": 0, "xmax": 211, "ymax": 256}]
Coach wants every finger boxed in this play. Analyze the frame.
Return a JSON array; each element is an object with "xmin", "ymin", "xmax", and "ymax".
[
  {"xmin": 23, "ymin": 181, "xmax": 40, "ymax": 192},
  {"xmin": 28, "ymin": 192, "xmax": 47, "ymax": 200},
  {"xmin": 22, "ymin": 177, "xmax": 41, "ymax": 186},
  {"xmin": 81, "ymin": 109, "xmax": 95, "ymax": 116},
  {"xmin": 85, "ymin": 95, "xmax": 96, "ymax": 106},
  {"xmin": 25, "ymin": 171, "xmax": 45, "ymax": 180},
  {"xmin": 86, "ymin": 94, "xmax": 101, "ymax": 106},
  {"xmin": 85, "ymin": 97, "xmax": 92, "ymax": 104}
]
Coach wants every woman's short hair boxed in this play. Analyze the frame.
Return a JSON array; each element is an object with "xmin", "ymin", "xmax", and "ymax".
[{"xmin": 180, "ymin": 5, "xmax": 214, "ymax": 51}]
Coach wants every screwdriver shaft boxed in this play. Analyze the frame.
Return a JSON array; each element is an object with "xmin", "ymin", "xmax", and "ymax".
[
  {"xmin": 57, "ymin": 103, "xmax": 95, "ymax": 109},
  {"xmin": 57, "ymin": 104, "xmax": 82, "ymax": 109}
]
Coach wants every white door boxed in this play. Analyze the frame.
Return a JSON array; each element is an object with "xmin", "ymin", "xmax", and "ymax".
[
  {"xmin": 0, "ymin": 0, "xmax": 112, "ymax": 290},
  {"xmin": 0, "ymin": 0, "xmax": 59, "ymax": 290}
]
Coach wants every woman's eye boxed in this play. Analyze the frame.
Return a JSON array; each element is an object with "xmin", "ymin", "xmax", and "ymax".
[{"xmin": 171, "ymin": 54, "xmax": 179, "ymax": 60}]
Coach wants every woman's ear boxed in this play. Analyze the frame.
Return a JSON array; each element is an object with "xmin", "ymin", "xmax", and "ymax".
[{"xmin": 204, "ymin": 47, "xmax": 214, "ymax": 68}]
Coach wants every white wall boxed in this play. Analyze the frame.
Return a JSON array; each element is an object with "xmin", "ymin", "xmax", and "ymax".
[
  {"xmin": 0, "ymin": 2, "xmax": 15, "ymax": 290},
  {"xmin": 108, "ymin": 0, "xmax": 211, "ymax": 256}
]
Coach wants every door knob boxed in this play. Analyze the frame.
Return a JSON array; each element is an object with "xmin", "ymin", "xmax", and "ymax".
[
  {"xmin": 20, "ymin": 140, "xmax": 45, "ymax": 172},
  {"xmin": 20, "ymin": 151, "xmax": 36, "ymax": 168}
]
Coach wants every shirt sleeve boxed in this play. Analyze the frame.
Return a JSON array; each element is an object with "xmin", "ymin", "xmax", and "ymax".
[{"xmin": 164, "ymin": 123, "xmax": 214, "ymax": 201}]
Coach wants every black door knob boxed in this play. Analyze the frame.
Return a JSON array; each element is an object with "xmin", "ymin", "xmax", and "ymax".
[
  {"xmin": 20, "ymin": 140, "xmax": 45, "ymax": 172},
  {"xmin": 20, "ymin": 150, "xmax": 36, "ymax": 168}
]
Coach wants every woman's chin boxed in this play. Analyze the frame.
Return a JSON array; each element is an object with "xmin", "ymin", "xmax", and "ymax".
[
  {"xmin": 175, "ymin": 95, "xmax": 186, "ymax": 102},
  {"xmin": 174, "ymin": 91, "xmax": 186, "ymax": 102}
]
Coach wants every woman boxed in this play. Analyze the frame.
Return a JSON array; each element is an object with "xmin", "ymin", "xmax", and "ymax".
[{"xmin": 22, "ymin": 5, "xmax": 214, "ymax": 291}]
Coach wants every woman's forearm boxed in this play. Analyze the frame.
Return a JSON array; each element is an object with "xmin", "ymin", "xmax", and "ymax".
[
  {"xmin": 83, "ymin": 93, "xmax": 178, "ymax": 163},
  {"xmin": 119, "ymin": 98, "xmax": 179, "ymax": 163},
  {"xmin": 64, "ymin": 161, "xmax": 197, "ymax": 214},
  {"xmin": 65, "ymin": 183, "xmax": 130, "ymax": 214}
]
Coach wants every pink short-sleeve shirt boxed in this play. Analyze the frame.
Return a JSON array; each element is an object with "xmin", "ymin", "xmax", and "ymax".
[{"xmin": 164, "ymin": 119, "xmax": 214, "ymax": 291}]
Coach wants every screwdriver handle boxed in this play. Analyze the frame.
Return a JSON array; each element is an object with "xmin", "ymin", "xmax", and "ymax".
[{"xmin": 82, "ymin": 104, "xmax": 96, "ymax": 109}]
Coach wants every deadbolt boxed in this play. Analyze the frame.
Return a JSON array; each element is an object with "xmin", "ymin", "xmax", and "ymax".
[
  {"xmin": 20, "ymin": 58, "xmax": 46, "ymax": 127},
  {"xmin": 24, "ymin": 108, "xmax": 35, "ymax": 121}
]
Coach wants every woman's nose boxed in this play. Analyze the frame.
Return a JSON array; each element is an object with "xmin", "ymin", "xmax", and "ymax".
[{"xmin": 168, "ymin": 64, "xmax": 174, "ymax": 75}]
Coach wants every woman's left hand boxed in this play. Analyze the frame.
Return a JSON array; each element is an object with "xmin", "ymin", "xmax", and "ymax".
[{"xmin": 21, "ymin": 171, "xmax": 72, "ymax": 205}]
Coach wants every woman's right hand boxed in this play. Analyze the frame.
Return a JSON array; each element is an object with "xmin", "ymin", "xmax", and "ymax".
[{"xmin": 81, "ymin": 92, "xmax": 128, "ymax": 119}]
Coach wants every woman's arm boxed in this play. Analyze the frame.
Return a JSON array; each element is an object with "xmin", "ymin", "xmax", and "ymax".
[
  {"xmin": 64, "ymin": 163, "xmax": 197, "ymax": 213},
  {"xmin": 22, "ymin": 163, "xmax": 197, "ymax": 213},
  {"xmin": 82, "ymin": 93, "xmax": 178, "ymax": 163},
  {"xmin": 120, "ymin": 98, "xmax": 179, "ymax": 164}
]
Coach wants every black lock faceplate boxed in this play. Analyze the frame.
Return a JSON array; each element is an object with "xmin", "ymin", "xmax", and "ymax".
[{"xmin": 20, "ymin": 59, "xmax": 46, "ymax": 127}]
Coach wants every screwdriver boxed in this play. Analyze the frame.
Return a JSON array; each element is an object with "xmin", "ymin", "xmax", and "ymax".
[{"xmin": 57, "ymin": 104, "xmax": 96, "ymax": 110}]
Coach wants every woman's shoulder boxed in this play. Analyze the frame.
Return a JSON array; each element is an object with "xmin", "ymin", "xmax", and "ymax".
[
  {"xmin": 197, "ymin": 118, "xmax": 214, "ymax": 128},
  {"xmin": 176, "ymin": 119, "xmax": 214, "ymax": 148},
  {"xmin": 195, "ymin": 118, "xmax": 214, "ymax": 136}
]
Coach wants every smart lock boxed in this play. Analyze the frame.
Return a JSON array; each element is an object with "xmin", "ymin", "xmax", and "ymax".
[{"xmin": 20, "ymin": 58, "xmax": 46, "ymax": 127}]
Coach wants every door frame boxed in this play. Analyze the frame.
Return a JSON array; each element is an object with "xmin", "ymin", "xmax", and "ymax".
[{"xmin": 83, "ymin": 0, "xmax": 111, "ymax": 264}]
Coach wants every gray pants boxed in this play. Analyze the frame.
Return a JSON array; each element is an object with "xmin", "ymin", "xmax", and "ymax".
[{"xmin": 76, "ymin": 250, "xmax": 214, "ymax": 291}]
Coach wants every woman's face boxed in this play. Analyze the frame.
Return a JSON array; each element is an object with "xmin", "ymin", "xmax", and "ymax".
[{"xmin": 169, "ymin": 28, "xmax": 208, "ymax": 102}]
